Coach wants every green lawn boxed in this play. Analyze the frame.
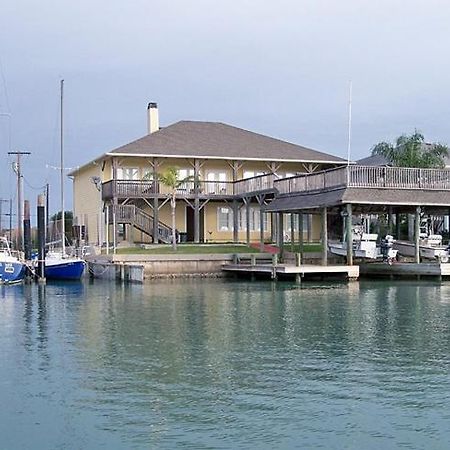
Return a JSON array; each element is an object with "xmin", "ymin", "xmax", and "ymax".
[
  {"xmin": 283, "ymin": 243, "xmax": 323, "ymax": 253},
  {"xmin": 116, "ymin": 245, "xmax": 260, "ymax": 255}
]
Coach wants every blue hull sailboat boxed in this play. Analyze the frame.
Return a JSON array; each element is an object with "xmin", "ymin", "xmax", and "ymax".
[
  {"xmin": 43, "ymin": 79, "xmax": 85, "ymax": 281},
  {"xmin": 0, "ymin": 237, "xmax": 26, "ymax": 284},
  {"xmin": 44, "ymin": 252, "xmax": 85, "ymax": 280}
]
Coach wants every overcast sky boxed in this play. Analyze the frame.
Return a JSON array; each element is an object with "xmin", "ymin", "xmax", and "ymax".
[{"xmin": 1, "ymin": 0, "xmax": 450, "ymax": 213}]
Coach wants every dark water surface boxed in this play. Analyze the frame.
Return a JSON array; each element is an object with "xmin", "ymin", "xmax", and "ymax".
[{"xmin": 1, "ymin": 279, "xmax": 450, "ymax": 449}]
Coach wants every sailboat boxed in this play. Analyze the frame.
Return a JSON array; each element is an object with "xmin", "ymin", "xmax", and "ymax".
[
  {"xmin": 0, "ymin": 236, "xmax": 26, "ymax": 284},
  {"xmin": 43, "ymin": 80, "xmax": 85, "ymax": 280}
]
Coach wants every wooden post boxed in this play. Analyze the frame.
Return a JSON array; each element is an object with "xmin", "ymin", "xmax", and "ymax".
[
  {"xmin": 322, "ymin": 207, "xmax": 328, "ymax": 266},
  {"xmin": 388, "ymin": 207, "xmax": 394, "ymax": 235},
  {"xmin": 346, "ymin": 204, "xmax": 353, "ymax": 266},
  {"xmin": 278, "ymin": 213, "xmax": 284, "ymax": 261},
  {"xmin": 298, "ymin": 212, "xmax": 304, "ymax": 264},
  {"xmin": 415, "ymin": 206, "xmax": 421, "ymax": 264},
  {"xmin": 232, "ymin": 200, "xmax": 239, "ymax": 244},
  {"xmin": 290, "ymin": 213, "xmax": 295, "ymax": 252},
  {"xmin": 395, "ymin": 212, "xmax": 401, "ymax": 239},
  {"xmin": 259, "ymin": 205, "xmax": 265, "ymax": 252},
  {"xmin": 270, "ymin": 213, "xmax": 276, "ymax": 243},
  {"xmin": 245, "ymin": 199, "xmax": 251, "ymax": 246}
]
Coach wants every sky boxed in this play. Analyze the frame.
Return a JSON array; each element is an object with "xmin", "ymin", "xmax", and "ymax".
[{"xmin": 1, "ymin": 0, "xmax": 450, "ymax": 216}]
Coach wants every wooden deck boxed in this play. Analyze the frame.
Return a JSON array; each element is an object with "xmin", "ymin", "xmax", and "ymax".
[
  {"xmin": 360, "ymin": 262, "xmax": 450, "ymax": 279},
  {"xmin": 222, "ymin": 263, "xmax": 359, "ymax": 281}
]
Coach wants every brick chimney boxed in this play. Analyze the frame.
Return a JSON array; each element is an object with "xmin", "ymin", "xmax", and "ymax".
[{"xmin": 147, "ymin": 102, "xmax": 159, "ymax": 134}]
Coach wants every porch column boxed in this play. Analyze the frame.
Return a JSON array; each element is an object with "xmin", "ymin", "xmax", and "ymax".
[
  {"xmin": 259, "ymin": 205, "xmax": 265, "ymax": 251},
  {"xmin": 395, "ymin": 213, "xmax": 401, "ymax": 239},
  {"xmin": 271, "ymin": 213, "xmax": 276, "ymax": 243},
  {"xmin": 290, "ymin": 213, "xmax": 295, "ymax": 252},
  {"xmin": 298, "ymin": 212, "xmax": 304, "ymax": 264},
  {"xmin": 194, "ymin": 159, "xmax": 200, "ymax": 243},
  {"xmin": 415, "ymin": 206, "xmax": 421, "ymax": 264},
  {"xmin": 387, "ymin": 206, "xmax": 394, "ymax": 236},
  {"xmin": 278, "ymin": 213, "xmax": 284, "ymax": 260},
  {"xmin": 245, "ymin": 199, "xmax": 251, "ymax": 246},
  {"xmin": 321, "ymin": 207, "xmax": 328, "ymax": 266},
  {"xmin": 152, "ymin": 157, "xmax": 159, "ymax": 244},
  {"xmin": 307, "ymin": 214, "xmax": 312, "ymax": 242},
  {"xmin": 346, "ymin": 204, "xmax": 353, "ymax": 266},
  {"xmin": 232, "ymin": 199, "xmax": 239, "ymax": 243}
]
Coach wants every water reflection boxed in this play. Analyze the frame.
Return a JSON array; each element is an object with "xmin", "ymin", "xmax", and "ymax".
[{"xmin": 1, "ymin": 280, "xmax": 450, "ymax": 449}]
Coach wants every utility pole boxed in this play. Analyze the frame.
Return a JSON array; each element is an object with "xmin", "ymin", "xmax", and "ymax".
[{"xmin": 8, "ymin": 151, "xmax": 31, "ymax": 250}]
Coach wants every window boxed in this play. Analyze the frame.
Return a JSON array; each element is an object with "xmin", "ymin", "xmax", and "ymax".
[
  {"xmin": 117, "ymin": 167, "xmax": 139, "ymax": 180},
  {"xmin": 207, "ymin": 172, "xmax": 227, "ymax": 193},
  {"xmin": 243, "ymin": 170, "xmax": 264, "ymax": 179},
  {"xmin": 217, "ymin": 206, "xmax": 233, "ymax": 231}
]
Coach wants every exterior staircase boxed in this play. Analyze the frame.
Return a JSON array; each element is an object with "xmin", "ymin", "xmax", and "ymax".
[{"xmin": 112, "ymin": 204, "xmax": 173, "ymax": 244}]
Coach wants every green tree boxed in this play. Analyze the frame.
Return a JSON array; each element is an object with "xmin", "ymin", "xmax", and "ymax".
[
  {"xmin": 371, "ymin": 131, "xmax": 449, "ymax": 168},
  {"xmin": 50, "ymin": 210, "xmax": 74, "ymax": 242},
  {"xmin": 158, "ymin": 167, "xmax": 194, "ymax": 250}
]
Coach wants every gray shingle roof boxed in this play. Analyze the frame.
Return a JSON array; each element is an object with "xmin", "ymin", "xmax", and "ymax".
[{"xmin": 108, "ymin": 121, "xmax": 346, "ymax": 163}]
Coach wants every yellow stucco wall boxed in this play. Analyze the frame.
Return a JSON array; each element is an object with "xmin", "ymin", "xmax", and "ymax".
[{"xmin": 72, "ymin": 162, "xmax": 103, "ymax": 245}]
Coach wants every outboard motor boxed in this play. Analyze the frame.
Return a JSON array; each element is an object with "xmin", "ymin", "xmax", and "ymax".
[{"xmin": 381, "ymin": 235, "xmax": 397, "ymax": 265}]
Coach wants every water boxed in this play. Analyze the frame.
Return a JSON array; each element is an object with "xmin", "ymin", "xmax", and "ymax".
[{"xmin": 1, "ymin": 279, "xmax": 450, "ymax": 449}]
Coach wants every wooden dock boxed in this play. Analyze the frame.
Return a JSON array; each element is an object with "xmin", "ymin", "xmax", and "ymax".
[
  {"xmin": 360, "ymin": 262, "xmax": 450, "ymax": 279},
  {"xmin": 222, "ymin": 263, "xmax": 359, "ymax": 281}
]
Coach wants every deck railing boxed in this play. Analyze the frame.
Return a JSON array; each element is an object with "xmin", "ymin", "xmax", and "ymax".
[
  {"xmin": 275, "ymin": 165, "xmax": 450, "ymax": 194},
  {"xmin": 103, "ymin": 175, "xmax": 273, "ymax": 199},
  {"xmin": 234, "ymin": 173, "xmax": 276, "ymax": 195}
]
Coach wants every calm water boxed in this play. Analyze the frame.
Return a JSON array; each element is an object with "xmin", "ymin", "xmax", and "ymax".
[{"xmin": 1, "ymin": 279, "xmax": 450, "ymax": 449}]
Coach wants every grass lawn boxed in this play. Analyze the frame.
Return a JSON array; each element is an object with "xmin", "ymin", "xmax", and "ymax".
[
  {"xmin": 116, "ymin": 245, "xmax": 260, "ymax": 255},
  {"xmin": 283, "ymin": 243, "xmax": 323, "ymax": 253}
]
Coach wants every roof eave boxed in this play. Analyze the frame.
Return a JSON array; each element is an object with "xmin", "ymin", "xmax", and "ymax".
[{"xmin": 105, "ymin": 152, "xmax": 348, "ymax": 165}]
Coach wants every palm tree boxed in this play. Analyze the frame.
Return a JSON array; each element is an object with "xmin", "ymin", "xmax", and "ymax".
[
  {"xmin": 371, "ymin": 131, "xmax": 449, "ymax": 168},
  {"xmin": 158, "ymin": 167, "xmax": 194, "ymax": 250}
]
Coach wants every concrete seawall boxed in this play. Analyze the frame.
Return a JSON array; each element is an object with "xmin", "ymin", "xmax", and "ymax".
[{"xmin": 87, "ymin": 253, "xmax": 272, "ymax": 282}]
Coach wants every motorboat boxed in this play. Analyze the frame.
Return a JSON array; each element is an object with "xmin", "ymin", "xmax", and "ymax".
[
  {"xmin": 0, "ymin": 236, "xmax": 26, "ymax": 284},
  {"xmin": 329, "ymin": 232, "xmax": 382, "ymax": 259},
  {"xmin": 394, "ymin": 235, "xmax": 449, "ymax": 262}
]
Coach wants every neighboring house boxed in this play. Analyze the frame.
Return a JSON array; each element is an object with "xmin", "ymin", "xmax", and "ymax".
[{"xmin": 69, "ymin": 103, "xmax": 346, "ymax": 246}]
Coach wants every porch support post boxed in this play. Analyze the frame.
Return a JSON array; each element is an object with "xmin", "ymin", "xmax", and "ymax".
[
  {"xmin": 245, "ymin": 198, "xmax": 251, "ymax": 246},
  {"xmin": 290, "ymin": 213, "xmax": 295, "ymax": 252},
  {"xmin": 415, "ymin": 206, "xmax": 421, "ymax": 264},
  {"xmin": 298, "ymin": 212, "xmax": 304, "ymax": 264},
  {"xmin": 152, "ymin": 157, "xmax": 159, "ymax": 243},
  {"xmin": 388, "ymin": 206, "xmax": 394, "ymax": 235},
  {"xmin": 346, "ymin": 204, "xmax": 353, "ymax": 266},
  {"xmin": 194, "ymin": 159, "xmax": 200, "ymax": 243},
  {"xmin": 395, "ymin": 212, "xmax": 401, "ymax": 239},
  {"xmin": 322, "ymin": 207, "xmax": 328, "ymax": 266},
  {"xmin": 270, "ymin": 213, "xmax": 276, "ymax": 243},
  {"xmin": 259, "ymin": 205, "xmax": 265, "ymax": 252},
  {"xmin": 307, "ymin": 214, "xmax": 312, "ymax": 242},
  {"xmin": 278, "ymin": 213, "xmax": 284, "ymax": 261},
  {"xmin": 232, "ymin": 199, "xmax": 239, "ymax": 243}
]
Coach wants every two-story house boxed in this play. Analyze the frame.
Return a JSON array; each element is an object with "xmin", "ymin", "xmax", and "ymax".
[{"xmin": 69, "ymin": 103, "xmax": 346, "ymax": 247}]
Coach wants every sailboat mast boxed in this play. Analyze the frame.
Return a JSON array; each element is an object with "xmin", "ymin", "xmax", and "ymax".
[{"xmin": 60, "ymin": 79, "xmax": 65, "ymax": 256}]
